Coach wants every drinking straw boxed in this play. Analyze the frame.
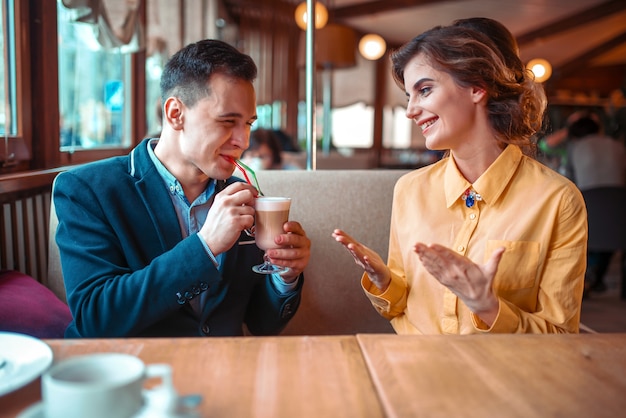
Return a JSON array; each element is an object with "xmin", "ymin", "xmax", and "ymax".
[{"xmin": 227, "ymin": 157, "xmax": 265, "ymax": 196}]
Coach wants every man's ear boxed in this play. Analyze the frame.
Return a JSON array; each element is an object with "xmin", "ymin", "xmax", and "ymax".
[{"xmin": 163, "ymin": 97, "xmax": 184, "ymax": 129}]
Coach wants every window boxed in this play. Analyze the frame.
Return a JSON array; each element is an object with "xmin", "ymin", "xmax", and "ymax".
[
  {"xmin": 331, "ymin": 102, "xmax": 374, "ymax": 149},
  {"xmin": 0, "ymin": 0, "xmax": 16, "ymax": 137},
  {"xmin": 296, "ymin": 101, "xmax": 325, "ymax": 150},
  {"xmin": 323, "ymin": 103, "xmax": 412, "ymax": 150},
  {"xmin": 57, "ymin": 0, "xmax": 141, "ymax": 150},
  {"xmin": 383, "ymin": 105, "xmax": 412, "ymax": 149},
  {"xmin": 145, "ymin": 42, "xmax": 165, "ymax": 138},
  {"xmin": 0, "ymin": 0, "xmax": 29, "ymax": 168},
  {"xmin": 256, "ymin": 101, "xmax": 285, "ymax": 131}
]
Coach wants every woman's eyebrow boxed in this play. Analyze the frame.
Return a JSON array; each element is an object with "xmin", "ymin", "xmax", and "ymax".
[{"xmin": 411, "ymin": 77, "xmax": 434, "ymax": 91}]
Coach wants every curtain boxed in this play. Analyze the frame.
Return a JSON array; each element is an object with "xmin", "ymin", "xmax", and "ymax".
[{"xmin": 59, "ymin": 0, "xmax": 145, "ymax": 52}]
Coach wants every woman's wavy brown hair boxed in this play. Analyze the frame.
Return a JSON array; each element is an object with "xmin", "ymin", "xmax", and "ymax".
[{"xmin": 391, "ymin": 23, "xmax": 546, "ymax": 157}]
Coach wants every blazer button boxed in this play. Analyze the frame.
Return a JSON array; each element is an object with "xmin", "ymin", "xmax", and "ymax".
[
  {"xmin": 199, "ymin": 282, "xmax": 209, "ymax": 291},
  {"xmin": 201, "ymin": 324, "xmax": 210, "ymax": 335},
  {"xmin": 282, "ymin": 303, "xmax": 293, "ymax": 318},
  {"xmin": 184, "ymin": 291, "xmax": 194, "ymax": 300},
  {"xmin": 191, "ymin": 286, "xmax": 200, "ymax": 295},
  {"xmin": 176, "ymin": 292, "xmax": 186, "ymax": 305}
]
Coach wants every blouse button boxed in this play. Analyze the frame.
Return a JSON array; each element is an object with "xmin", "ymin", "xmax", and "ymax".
[
  {"xmin": 469, "ymin": 213, "xmax": 476, "ymax": 220},
  {"xmin": 457, "ymin": 245, "xmax": 465, "ymax": 252}
]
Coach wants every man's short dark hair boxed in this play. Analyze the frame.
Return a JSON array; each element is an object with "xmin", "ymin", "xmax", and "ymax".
[{"xmin": 160, "ymin": 39, "xmax": 257, "ymax": 108}]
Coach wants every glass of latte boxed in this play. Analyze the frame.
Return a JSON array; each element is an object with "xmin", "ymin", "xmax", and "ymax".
[{"xmin": 252, "ymin": 197, "xmax": 291, "ymax": 274}]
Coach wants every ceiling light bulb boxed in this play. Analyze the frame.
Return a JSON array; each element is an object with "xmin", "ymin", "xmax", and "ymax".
[
  {"xmin": 527, "ymin": 58, "xmax": 552, "ymax": 83},
  {"xmin": 359, "ymin": 34, "xmax": 386, "ymax": 60},
  {"xmin": 294, "ymin": 2, "xmax": 328, "ymax": 30}
]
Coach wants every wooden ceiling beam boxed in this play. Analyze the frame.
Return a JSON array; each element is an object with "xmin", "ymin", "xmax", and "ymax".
[
  {"xmin": 553, "ymin": 30, "xmax": 626, "ymax": 78},
  {"xmin": 516, "ymin": 0, "xmax": 626, "ymax": 46},
  {"xmin": 222, "ymin": 0, "xmax": 295, "ymax": 23},
  {"xmin": 331, "ymin": 0, "xmax": 466, "ymax": 19}
]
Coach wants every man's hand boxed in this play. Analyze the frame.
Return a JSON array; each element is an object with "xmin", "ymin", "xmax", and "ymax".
[
  {"xmin": 265, "ymin": 221, "xmax": 311, "ymax": 283},
  {"xmin": 199, "ymin": 182, "xmax": 257, "ymax": 255}
]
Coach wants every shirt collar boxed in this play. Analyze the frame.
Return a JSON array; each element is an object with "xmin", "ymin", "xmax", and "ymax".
[
  {"xmin": 444, "ymin": 144, "xmax": 523, "ymax": 208},
  {"xmin": 146, "ymin": 139, "xmax": 217, "ymax": 203}
]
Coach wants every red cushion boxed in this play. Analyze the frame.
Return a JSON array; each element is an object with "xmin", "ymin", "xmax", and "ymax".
[{"xmin": 0, "ymin": 270, "xmax": 72, "ymax": 338}]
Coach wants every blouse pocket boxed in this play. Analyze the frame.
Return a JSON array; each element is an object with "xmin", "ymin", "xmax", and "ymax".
[{"xmin": 486, "ymin": 240, "xmax": 540, "ymax": 290}]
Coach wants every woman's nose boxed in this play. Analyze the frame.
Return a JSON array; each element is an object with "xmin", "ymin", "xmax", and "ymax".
[{"xmin": 405, "ymin": 97, "xmax": 421, "ymax": 120}]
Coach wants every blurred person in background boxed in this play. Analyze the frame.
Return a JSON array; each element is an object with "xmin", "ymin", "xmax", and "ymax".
[
  {"xmin": 243, "ymin": 128, "xmax": 301, "ymax": 170},
  {"xmin": 567, "ymin": 115, "xmax": 626, "ymax": 295}
]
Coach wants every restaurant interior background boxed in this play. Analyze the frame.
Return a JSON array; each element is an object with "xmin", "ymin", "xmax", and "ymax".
[
  {"xmin": 1, "ymin": 0, "xmax": 626, "ymax": 174},
  {"xmin": 1, "ymin": 0, "xmax": 626, "ymax": 340}
]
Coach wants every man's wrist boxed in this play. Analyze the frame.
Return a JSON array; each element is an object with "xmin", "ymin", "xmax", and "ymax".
[
  {"xmin": 271, "ymin": 272, "xmax": 301, "ymax": 294},
  {"xmin": 280, "ymin": 273, "xmax": 300, "ymax": 284}
]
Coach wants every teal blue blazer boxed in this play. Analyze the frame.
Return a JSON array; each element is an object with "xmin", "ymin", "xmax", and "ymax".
[{"xmin": 54, "ymin": 139, "xmax": 302, "ymax": 338}]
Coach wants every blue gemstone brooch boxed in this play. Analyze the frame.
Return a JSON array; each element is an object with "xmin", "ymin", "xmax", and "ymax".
[{"xmin": 462, "ymin": 188, "xmax": 482, "ymax": 208}]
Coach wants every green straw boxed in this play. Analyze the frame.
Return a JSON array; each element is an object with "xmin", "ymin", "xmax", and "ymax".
[
  {"xmin": 231, "ymin": 158, "xmax": 264, "ymax": 196},
  {"xmin": 237, "ymin": 159, "xmax": 264, "ymax": 196}
]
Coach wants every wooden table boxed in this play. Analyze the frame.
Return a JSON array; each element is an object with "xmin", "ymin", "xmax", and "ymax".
[
  {"xmin": 357, "ymin": 333, "xmax": 626, "ymax": 418},
  {"xmin": 0, "ymin": 336, "xmax": 384, "ymax": 418},
  {"xmin": 3, "ymin": 334, "xmax": 626, "ymax": 418}
]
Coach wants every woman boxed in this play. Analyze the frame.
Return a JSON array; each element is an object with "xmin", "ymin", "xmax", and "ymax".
[
  {"xmin": 243, "ymin": 128, "xmax": 300, "ymax": 170},
  {"xmin": 333, "ymin": 21, "xmax": 587, "ymax": 334}
]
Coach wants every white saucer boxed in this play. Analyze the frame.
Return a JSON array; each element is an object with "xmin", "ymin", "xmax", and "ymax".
[
  {"xmin": 16, "ymin": 393, "xmax": 202, "ymax": 418},
  {"xmin": 17, "ymin": 401, "xmax": 44, "ymax": 418},
  {"xmin": 0, "ymin": 332, "xmax": 53, "ymax": 396}
]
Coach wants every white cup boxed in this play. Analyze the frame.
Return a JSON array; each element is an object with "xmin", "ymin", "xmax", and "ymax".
[{"xmin": 41, "ymin": 353, "xmax": 175, "ymax": 418}]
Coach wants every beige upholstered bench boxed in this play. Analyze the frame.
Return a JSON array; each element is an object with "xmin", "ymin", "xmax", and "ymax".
[
  {"xmin": 256, "ymin": 170, "xmax": 407, "ymax": 335},
  {"xmin": 47, "ymin": 169, "xmax": 409, "ymax": 335}
]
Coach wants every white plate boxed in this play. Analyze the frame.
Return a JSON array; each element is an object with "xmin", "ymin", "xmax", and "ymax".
[{"xmin": 0, "ymin": 332, "xmax": 53, "ymax": 396}]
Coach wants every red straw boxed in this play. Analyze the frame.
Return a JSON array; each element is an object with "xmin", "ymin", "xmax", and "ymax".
[{"xmin": 227, "ymin": 156, "xmax": 254, "ymax": 187}]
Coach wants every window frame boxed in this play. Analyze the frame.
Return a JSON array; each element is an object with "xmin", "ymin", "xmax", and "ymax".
[
  {"xmin": 0, "ymin": 0, "xmax": 28, "ymax": 172},
  {"xmin": 0, "ymin": 0, "xmax": 147, "ymax": 175}
]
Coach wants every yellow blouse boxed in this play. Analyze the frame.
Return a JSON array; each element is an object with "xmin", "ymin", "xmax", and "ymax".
[{"xmin": 362, "ymin": 145, "xmax": 587, "ymax": 334}]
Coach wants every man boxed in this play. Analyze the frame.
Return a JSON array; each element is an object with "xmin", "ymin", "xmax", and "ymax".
[
  {"xmin": 567, "ymin": 115, "xmax": 625, "ymax": 294},
  {"xmin": 567, "ymin": 115, "xmax": 625, "ymax": 192},
  {"xmin": 54, "ymin": 39, "xmax": 311, "ymax": 338}
]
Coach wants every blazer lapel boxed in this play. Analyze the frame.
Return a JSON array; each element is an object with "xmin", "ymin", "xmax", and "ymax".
[{"xmin": 130, "ymin": 142, "xmax": 183, "ymax": 251}]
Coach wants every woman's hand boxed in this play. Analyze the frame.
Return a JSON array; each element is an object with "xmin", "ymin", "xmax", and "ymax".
[
  {"xmin": 414, "ymin": 243, "xmax": 505, "ymax": 325},
  {"xmin": 332, "ymin": 229, "xmax": 390, "ymax": 291}
]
